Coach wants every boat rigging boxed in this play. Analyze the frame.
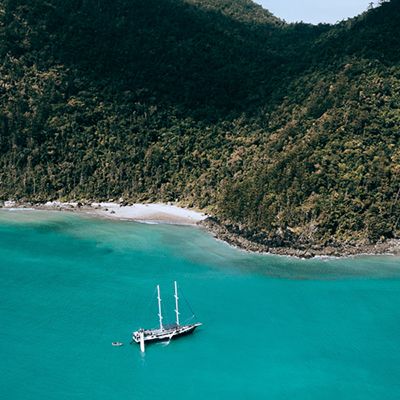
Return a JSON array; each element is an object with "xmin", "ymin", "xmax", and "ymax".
[{"xmin": 131, "ymin": 281, "xmax": 201, "ymax": 352}]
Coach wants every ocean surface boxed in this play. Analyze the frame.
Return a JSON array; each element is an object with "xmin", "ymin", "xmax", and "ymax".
[{"xmin": 1, "ymin": 210, "xmax": 400, "ymax": 399}]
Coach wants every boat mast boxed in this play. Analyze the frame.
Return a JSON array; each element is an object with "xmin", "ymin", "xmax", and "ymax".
[
  {"xmin": 157, "ymin": 285, "xmax": 164, "ymax": 331},
  {"xmin": 174, "ymin": 281, "xmax": 180, "ymax": 326}
]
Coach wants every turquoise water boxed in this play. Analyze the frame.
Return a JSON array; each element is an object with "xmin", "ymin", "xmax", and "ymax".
[{"xmin": 1, "ymin": 210, "xmax": 400, "ymax": 399}]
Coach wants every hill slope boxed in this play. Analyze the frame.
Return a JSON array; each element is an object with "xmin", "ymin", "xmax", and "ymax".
[{"xmin": 0, "ymin": 0, "xmax": 399, "ymax": 253}]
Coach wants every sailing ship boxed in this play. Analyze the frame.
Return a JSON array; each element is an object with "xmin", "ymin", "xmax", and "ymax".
[{"xmin": 131, "ymin": 281, "xmax": 201, "ymax": 351}]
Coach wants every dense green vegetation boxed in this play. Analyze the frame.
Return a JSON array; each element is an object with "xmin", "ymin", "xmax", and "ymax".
[{"xmin": 0, "ymin": 0, "xmax": 399, "ymax": 247}]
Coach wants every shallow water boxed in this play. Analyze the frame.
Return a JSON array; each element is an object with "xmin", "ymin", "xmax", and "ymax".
[{"xmin": 0, "ymin": 210, "xmax": 399, "ymax": 399}]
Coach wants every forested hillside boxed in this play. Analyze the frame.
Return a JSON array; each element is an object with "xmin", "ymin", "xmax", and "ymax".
[{"xmin": 0, "ymin": 0, "xmax": 399, "ymax": 251}]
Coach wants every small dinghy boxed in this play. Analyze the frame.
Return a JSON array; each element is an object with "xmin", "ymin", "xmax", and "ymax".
[{"xmin": 112, "ymin": 342, "xmax": 124, "ymax": 347}]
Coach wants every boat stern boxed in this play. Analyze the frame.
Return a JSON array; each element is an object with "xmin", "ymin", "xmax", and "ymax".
[{"xmin": 131, "ymin": 329, "xmax": 142, "ymax": 343}]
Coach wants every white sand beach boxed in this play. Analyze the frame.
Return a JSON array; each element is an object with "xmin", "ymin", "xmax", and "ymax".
[
  {"xmin": 1, "ymin": 201, "xmax": 208, "ymax": 225},
  {"xmin": 90, "ymin": 202, "xmax": 208, "ymax": 224}
]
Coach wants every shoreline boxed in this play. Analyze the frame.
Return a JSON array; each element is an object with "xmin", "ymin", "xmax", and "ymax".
[
  {"xmin": 1, "ymin": 200, "xmax": 208, "ymax": 226},
  {"xmin": 200, "ymin": 217, "xmax": 400, "ymax": 259},
  {"xmin": 1, "ymin": 200, "xmax": 399, "ymax": 259}
]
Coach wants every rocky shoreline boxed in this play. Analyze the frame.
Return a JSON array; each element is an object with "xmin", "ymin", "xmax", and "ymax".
[{"xmin": 200, "ymin": 217, "xmax": 400, "ymax": 259}]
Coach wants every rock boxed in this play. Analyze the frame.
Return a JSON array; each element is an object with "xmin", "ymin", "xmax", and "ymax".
[{"xmin": 200, "ymin": 217, "xmax": 399, "ymax": 259}]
